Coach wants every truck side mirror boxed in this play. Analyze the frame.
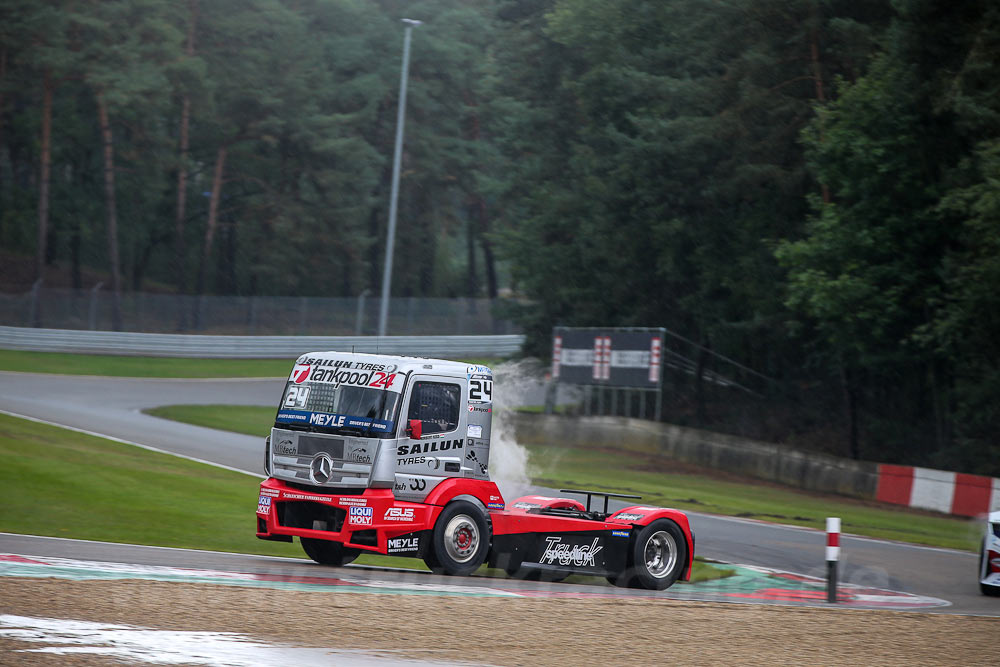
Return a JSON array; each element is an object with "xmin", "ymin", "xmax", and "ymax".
[{"xmin": 406, "ymin": 419, "xmax": 422, "ymax": 440}]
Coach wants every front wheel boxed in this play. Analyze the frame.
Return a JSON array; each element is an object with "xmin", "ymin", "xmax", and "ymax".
[
  {"xmin": 425, "ymin": 500, "xmax": 489, "ymax": 576},
  {"xmin": 612, "ymin": 519, "xmax": 688, "ymax": 590},
  {"xmin": 301, "ymin": 537, "xmax": 360, "ymax": 567}
]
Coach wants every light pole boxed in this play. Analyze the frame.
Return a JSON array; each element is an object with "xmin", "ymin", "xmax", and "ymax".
[{"xmin": 378, "ymin": 18, "xmax": 421, "ymax": 337}]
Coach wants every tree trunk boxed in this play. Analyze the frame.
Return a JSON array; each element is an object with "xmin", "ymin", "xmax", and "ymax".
[
  {"xmin": 97, "ymin": 91, "xmax": 123, "ymax": 331},
  {"xmin": 174, "ymin": 0, "xmax": 198, "ymax": 313},
  {"xmin": 477, "ymin": 199, "xmax": 499, "ymax": 299},
  {"xmin": 194, "ymin": 144, "xmax": 227, "ymax": 328},
  {"xmin": 70, "ymin": 220, "xmax": 82, "ymax": 289},
  {"xmin": 466, "ymin": 200, "xmax": 479, "ymax": 297},
  {"xmin": 37, "ymin": 71, "xmax": 53, "ymax": 285},
  {"xmin": 0, "ymin": 47, "xmax": 7, "ymax": 193},
  {"xmin": 809, "ymin": 2, "xmax": 832, "ymax": 204}
]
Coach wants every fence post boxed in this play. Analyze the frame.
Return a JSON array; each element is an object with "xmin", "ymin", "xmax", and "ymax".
[
  {"xmin": 88, "ymin": 282, "xmax": 104, "ymax": 330},
  {"xmin": 29, "ymin": 279, "xmax": 43, "ymax": 328},
  {"xmin": 247, "ymin": 296, "xmax": 258, "ymax": 334},
  {"xmin": 355, "ymin": 290, "xmax": 369, "ymax": 336},
  {"xmin": 826, "ymin": 517, "xmax": 840, "ymax": 603}
]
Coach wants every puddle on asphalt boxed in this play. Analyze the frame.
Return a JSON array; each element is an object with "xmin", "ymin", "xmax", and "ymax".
[{"xmin": 0, "ymin": 614, "xmax": 470, "ymax": 666}]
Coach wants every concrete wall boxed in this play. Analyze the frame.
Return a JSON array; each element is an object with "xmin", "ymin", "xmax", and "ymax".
[{"xmin": 510, "ymin": 412, "xmax": 880, "ymax": 499}]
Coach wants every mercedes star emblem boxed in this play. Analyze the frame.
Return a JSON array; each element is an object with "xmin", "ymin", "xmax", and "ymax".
[{"xmin": 310, "ymin": 453, "xmax": 334, "ymax": 484}]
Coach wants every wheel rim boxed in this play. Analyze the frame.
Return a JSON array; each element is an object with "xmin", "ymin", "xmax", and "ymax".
[
  {"xmin": 443, "ymin": 514, "xmax": 479, "ymax": 564},
  {"xmin": 643, "ymin": 530, "xmax": 678, "ymax": 578}
]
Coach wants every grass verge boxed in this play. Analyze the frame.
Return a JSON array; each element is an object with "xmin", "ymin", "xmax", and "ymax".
[
  {"xmin": 0, "ymin": 350, "xmax": 290, "ymax": 378},
  {"xmin": 1, "ymin": 412, "xmax": 725, "ymax": 582},
  {"xmin": 148, "ymin": 404, "xmax": 982, "ymax": 552},
  {"xmin": 0, "ymin": 349, "xmax": 504, "ymax": 379}
]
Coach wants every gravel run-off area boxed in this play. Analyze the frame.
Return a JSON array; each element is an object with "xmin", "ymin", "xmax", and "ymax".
[{"xmin": 1, "ymin": 578, "xmax": 998, "ymax": 666}]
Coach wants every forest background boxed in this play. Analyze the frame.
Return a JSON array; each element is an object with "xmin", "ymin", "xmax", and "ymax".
[{"xmin": 2, "ymin": 0, "xmax": 999, "ymax": 475}]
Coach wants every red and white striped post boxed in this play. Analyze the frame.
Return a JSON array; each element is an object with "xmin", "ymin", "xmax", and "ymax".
[{"xmin": 826, "ymin": 517, "xmax": 840, "ymax": 603}]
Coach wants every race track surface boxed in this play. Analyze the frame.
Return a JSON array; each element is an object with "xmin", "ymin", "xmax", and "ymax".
[{"xmin": 0, "ymin": 370, "xmax": 996, "ymax": 616}]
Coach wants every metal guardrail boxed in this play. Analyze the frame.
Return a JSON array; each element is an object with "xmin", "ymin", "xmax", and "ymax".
[
  {"xmin": 0, "ymin": 288, "xmax": 519, "ymax": 336},
  {"xmin": 0, "ymin": 326, "xmax": 525, "ymax": 359}
]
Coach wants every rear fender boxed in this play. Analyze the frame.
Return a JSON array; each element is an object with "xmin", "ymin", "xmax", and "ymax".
[{"xmin": 609, "ymin": 505, "xmax": 695, "ymax": 581}]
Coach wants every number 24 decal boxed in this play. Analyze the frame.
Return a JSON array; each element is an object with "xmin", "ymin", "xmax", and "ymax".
[
  {"xmin": 469, "ymin": 379, "xmax": 493, "ymax": 402},
  {"xmin": 369, "ymin": 372, "xmax": 396, "ymax": 389}
]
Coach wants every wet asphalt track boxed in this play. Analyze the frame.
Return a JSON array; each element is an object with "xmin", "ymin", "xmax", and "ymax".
[{"xmin": 0, "ymin": 370, "xmax": 996, "ymax": 615}]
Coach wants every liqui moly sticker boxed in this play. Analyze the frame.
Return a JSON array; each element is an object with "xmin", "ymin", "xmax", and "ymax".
[{"xmin": 349, "ymin": 506, "xmax": 373, "ymax": 525}]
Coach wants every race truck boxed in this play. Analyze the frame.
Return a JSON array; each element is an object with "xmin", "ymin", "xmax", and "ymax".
[{"xmin": 255, "ymin": 352, "xmax": 694, "ymax": 590}]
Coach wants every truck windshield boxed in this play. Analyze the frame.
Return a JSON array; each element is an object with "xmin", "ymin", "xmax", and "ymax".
[{"xmin": 274, "ymin": 381, "xmax": 401, "ymax": 438}]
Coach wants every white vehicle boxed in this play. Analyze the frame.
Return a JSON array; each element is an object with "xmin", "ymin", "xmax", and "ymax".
[{"xmin": 980, "ymin": 510, "xmax": 1000, "ymax": 596}]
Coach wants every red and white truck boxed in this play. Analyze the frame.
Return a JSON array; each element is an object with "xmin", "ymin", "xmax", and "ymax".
[{"xmin": 256, "ymin": 352, "xmax": 694, "ymax": 589}]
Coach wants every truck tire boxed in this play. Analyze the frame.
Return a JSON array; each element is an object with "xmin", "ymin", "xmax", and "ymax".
[
  {"xmin": 611, "ymin": 519, "xmax": 687, "ymax": 590},
  {"xmin": 301, "ymin": 537, "xmax": 360, "ymax": 567},
  {"xmin": 425, "ymin": 500, "xmax": 489, "ymax": 576}
]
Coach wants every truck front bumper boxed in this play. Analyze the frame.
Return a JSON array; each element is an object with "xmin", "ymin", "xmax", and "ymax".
[{"xmin": 255, "ymin": 478, "xmax": 439, "ymax": 554}]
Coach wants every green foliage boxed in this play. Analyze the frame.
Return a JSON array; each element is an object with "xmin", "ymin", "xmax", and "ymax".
[
  {"xmin": 0, "ymin": 0, "xmax": 502, "ymax": 299},
  {"xmin": 3, "ymin": 0, "xmax": 1000, "ymax": 472}
]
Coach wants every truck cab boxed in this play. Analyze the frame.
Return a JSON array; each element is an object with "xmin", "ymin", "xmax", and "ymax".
[
  {"xmin": 266, "ymin": 352, "xmax": 494, "ymax": 500},
  {"xmin": 257, "ymin": 352, "xmax": 502, "ymax": 573}
]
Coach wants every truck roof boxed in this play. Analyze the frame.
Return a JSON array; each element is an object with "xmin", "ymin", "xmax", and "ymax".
[{"xmin": 293, "ymin": 351, "xmax": 491, "ymax": 379}]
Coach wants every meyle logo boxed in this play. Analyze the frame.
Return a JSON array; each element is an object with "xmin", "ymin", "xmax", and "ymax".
[
  {"xmin": 309, "ymin": 413, "xmax": 346, "ymax": 428},
  {"xmin": 292, "ymin": 364, "xmax": 310, "ymax": 383},
  {"xmin": 387, "ymin": 536, "xmax": 419, "ymax": 553},
  {"xmin": 384, "ymin": 507, "xmax": 415, "ymax": 521},
  {"xmin": 540, "ymin": 537, "xmax": 603, "ymax": 567}
]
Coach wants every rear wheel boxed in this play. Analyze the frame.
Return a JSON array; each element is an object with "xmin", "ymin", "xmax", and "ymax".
[
  {"xmin": 612, "ymin": 519, "xmax": 688, "ymax": 590},
  {"xmin": 425, "ymin": 500, "xmax": 489, "ymax": 576},
  {"xmin": 301, "ymin": 537, "xmax": 360, "ymax": 567}
]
